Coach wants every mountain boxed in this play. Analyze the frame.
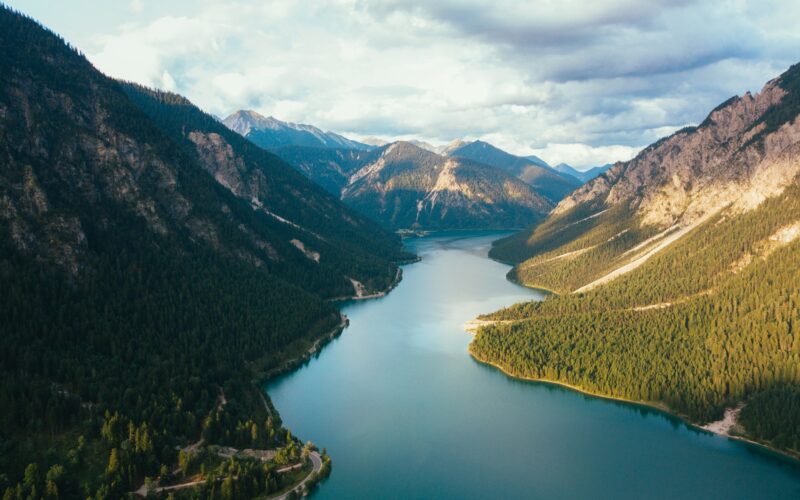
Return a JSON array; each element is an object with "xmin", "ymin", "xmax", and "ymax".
[
  {"xmin": 340, "ymin": 142, "xmax": 553, "ymax": 230},
  {"xmin": 524, "ymin": 154, "xmax": 551, "ymax": 169},
  {"xmin": 553, "ymin": 162, "xmax": 613, "ymax": 183},
  {"xmin": 269, "ymin": 145, "xmax": 377, "ymax": 194},
  {"xmin": 267, "ymin": 142, "xmax": 555, "ymax": 230},
  {"xmin": 473, "ymin": 63, "xmax": 800, "ymax": 457},
  {"xmin": 0, "ymin": 6, "xmax": 408, "ymax": 496},
  {"xmin": 440, "ymin": 139, "xmax": 469, "ymax": 155},
  {"xmin": 360, "ymin": 136, "xmax": 389, "ymax": 147},
  {"xmin": 223, "ymin": 110, "xmax": 372, "ymax": 150},
  {"xmin": 448, "ymin": 140, "xmax": 581, "ymax": 201},
  {"xmin": 406, "ymin": 139, "xmax": 443, "ymax": 153},
  {"xmin": 551, "ymin": 162, "xmax": 583, "ymax": 181}
]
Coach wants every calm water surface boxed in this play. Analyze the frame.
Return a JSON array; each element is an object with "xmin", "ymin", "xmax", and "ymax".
[{"xmin": 267, "ymin": 232, "xmax": 800, "ymax": 499}]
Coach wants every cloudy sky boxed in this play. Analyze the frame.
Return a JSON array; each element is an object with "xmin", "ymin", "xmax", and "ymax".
[{"xmin": 8, "ymin": 0, "xmax": 800, "ymax": 168}]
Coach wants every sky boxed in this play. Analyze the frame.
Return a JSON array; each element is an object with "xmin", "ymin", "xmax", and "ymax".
[{"xmin": 7, "ymin": 0, "xmax": 800, "ymax": 169}]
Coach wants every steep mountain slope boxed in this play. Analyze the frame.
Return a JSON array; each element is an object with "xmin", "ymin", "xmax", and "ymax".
[
  {"xmin": 473, "ymin": 63, "xmax": 800, "ymax": 457},
  {"xmin": 223, "ymin": 110, "xmax": 371, "ymax": 150},
  {"xmin": 270, "ymin": 145, "xmax": 378, "ymax": 195},
  {"xmin": 492, "ymin": 64, "xmax": 800, "ymax": 286},
  {"xmin": 341, "ymin": 142, "xmax": 553, "ymax": 230},
  {"xmin": 449, "ymin": 140, "xmax": 581, "ymax": 201},
  {"xmin": 122, "ymin": 86, "xmax": 412, "ymax": 287},
  {"xmin": 553, "ymin": 162, "xmax": 613, "ymax": 183},
  {"xmin": 0, "ymin": 7, "xmax": 406, "ymax": 496}
]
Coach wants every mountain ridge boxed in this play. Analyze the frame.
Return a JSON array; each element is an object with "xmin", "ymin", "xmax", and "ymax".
[
  {"xmin": 223, "ymin": 109, "xmax": 372, "ymax": 151},
  {"xmin": 553, "ymin": 162, "xmax": 613, "ymax": 183},
  {"xmin": 341, "ymin": 141, "xmax": 554, "ymax": 230},
  {"xmin": 448, "ymin": 140, "xmax": 581, "ymax": 202}
]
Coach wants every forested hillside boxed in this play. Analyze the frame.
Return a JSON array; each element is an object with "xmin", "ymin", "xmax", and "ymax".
[
  {"xmin": 0, "ymin": 6, "xmax": 402, "ymax": 497},
  {"xmin": 121, "ymin": 83, "xmax": 414, "ymax": 294},
  {"xmin": 472, "ymin": 63, "xmax": 800, "ymax": 457},
  {"xmin": 270, "ymin": 145, "xmax": 377, "ymax": 195}
]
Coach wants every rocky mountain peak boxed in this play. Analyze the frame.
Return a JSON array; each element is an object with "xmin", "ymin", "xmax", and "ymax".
[{"xmin": 554, "ymin": 65, "xmax": 800, "ymax": 228}]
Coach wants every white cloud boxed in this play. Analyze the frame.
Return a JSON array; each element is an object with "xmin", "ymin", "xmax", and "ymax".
[
  {"xmin": 161, "ymin": 70, "xmax": 176, "ymax": 91},
  {"xmin": 129, "ymin": 0, "xmax": 144, "ymax": 14},
  {"xmin": 30, "ymin": 0, "xmax": 798, "ymax": 167}
]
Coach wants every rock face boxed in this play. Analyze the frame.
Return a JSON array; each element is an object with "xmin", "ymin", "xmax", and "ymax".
[
  {"xmin": 341, "ymin": 142, "xmax": 553, "ymax": 230},
  {"xmin": 222, "ymin": 110, "xmax": 371, "ymax": 150},
  {"xmin": 493, "ymin": 62, "xmax": 800, "ymax": 292},
  {"xmin": 555, "ymin": 72, "xmax": 800, "ymax": 227},
  {"xmin": 448, "ymin": 140, "xmax": 581, "ymax": 202}
]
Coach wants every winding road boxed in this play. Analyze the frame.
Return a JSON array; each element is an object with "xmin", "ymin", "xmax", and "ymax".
[
  {"xmin": 270, "ymin": 451, "xmax": 323, "ymax": 500},
  {"xmin": 133, "ymin": 451, "xmax": 322, "ymax": 497}
]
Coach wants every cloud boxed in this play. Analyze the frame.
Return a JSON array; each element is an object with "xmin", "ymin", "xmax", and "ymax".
[{"xmin": 28, "ymin": 0, "xmax": 800, "ymax": 168}]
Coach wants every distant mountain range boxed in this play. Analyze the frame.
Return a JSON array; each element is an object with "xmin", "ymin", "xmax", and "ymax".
[
  {"xmin": 342, "ymin": 142, "xmax": 553, "ymax": 230},
  {"xmin": 219, "ymin": 111, "xmax": 637, "ymax": 232},
  {"xmin": 447, "ymin": 140, "xmax": 581, "ymax": 201},
  {"xmin": 552, "ymin": 162, "xmax": 613, "ymax": 183},
  {"xmin": 222, "ymin": 110, "xmax": 602, "ymax": 212},
  {"xmin": 246, "ymin": 133, "xmax": 585, "ymax": 230},
  {"xmin": 270, "ymin": 142, "xmax": 553, "ymax": 230},
  {"xmin": 524, "ymin": 154, "xmax": 551, "ymax": 169},
  {"xmin": 223, "ymin": 110, "xmax": 372, "ymax": 150}
]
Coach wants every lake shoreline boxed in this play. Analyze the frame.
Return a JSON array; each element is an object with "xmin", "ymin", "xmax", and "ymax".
[
  {"xmin": 267, "ymin": 232, "xmax": 800, "ymax": 497},
  {"xmin": 466, "ymin": 340, "xmax": 800, "ymax": 463},
  {"xmin": 260, "ymin": 313, "xmax": 350, "ymax": 383},
  {"xmin": 328, "ymin": 266, "xmax": 410, "ymax": 303}
]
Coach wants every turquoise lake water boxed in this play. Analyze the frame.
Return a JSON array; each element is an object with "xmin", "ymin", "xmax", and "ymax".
[{"xmin": 266, "ymin": 232, "xmax": 800, "ymax": 499}]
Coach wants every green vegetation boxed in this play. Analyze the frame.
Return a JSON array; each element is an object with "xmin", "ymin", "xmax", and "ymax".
[
  {"xmin": 0, "ymin": 6, "xmax": 395, "ymax": 497},
  {"xmin": 270, "ymin": 146, "xmax": 376, "ymax": 195},
  {"xmin": 473, "ymin": 182, "xmax": 800, "ymax": 457},
  {"xmin": 119, "ymin": 82, "xmax": 414, "ymax": 294}
]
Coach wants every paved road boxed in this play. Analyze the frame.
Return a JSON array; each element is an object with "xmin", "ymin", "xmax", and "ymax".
[
  {"xmin": 271, "ymin": 451, "xmax": 323, "ymax": 500},
  {"xmin": 134, "ymin": 451, "xmax": 322, "ymax": 497}
]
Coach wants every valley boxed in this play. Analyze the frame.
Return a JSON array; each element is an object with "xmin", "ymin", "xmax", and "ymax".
[
  {"xmin": 224, "ymin": 110, "xmax": 581, "ymax": 231},
  {"xmin": 267, "ymin": 232, "xmax": 800, "ymax": 499},
  {"xmin": 3, "ymin": 2, "xmax": 800, "ymax": 499}
]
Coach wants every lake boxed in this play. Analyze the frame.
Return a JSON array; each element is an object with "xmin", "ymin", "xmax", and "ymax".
[{"xmin": 266, "ymin": 232, "xmax": 800, "ymax": 499}]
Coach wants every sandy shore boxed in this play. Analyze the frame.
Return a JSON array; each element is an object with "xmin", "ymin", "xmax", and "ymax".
[
  {"xmin": 463, "ymin": 319, "xmax": 520, "ymax": 334},
  {"xmin": 702, "ymin": 404, "xmax": 744, "ymax": 436}
]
